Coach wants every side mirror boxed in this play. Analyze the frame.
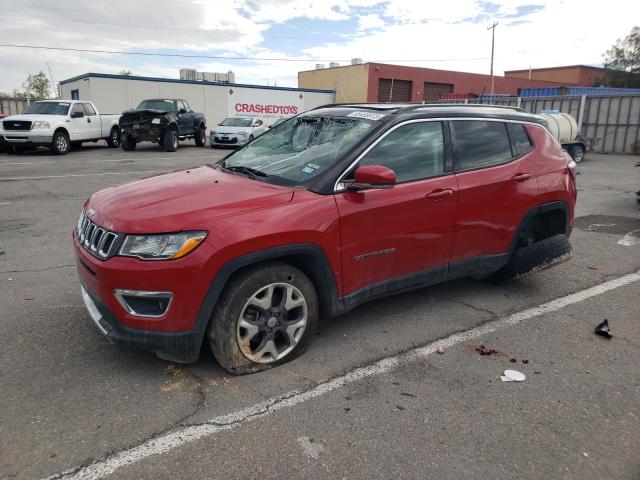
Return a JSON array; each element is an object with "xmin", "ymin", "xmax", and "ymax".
[
  {"xmin": 70, "ymin": 111, "xmax": 84, "ymax": 119},
  {"xmin": 253, "ymin": 120, "xmax": 263, "ymax": 127},
  {"xmin": 345, "ymin": 165, "xmax": 396, "ymax": 191},
  {"xmin": 178, "ymin": 108, "xmax": 187, "ymax": 115}
]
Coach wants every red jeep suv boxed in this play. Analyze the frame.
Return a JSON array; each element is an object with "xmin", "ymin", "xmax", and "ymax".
[{"xmin": 74, "ymin": 104, "xmax": 576, "ymax": 374}]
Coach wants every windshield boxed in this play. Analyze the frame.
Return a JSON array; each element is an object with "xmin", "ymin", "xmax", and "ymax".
[
  {"xmin": 136, "ymin": 100, "xmax": 176, "ymax": 111},
  {"xmin": 220, "ymin": 118, "xmax": 253, "ymax": 127},
  {"xmin": 22, "ymin": 102, "xmax": 70, "ymax": 115},
  {"xmin": 223, "ymin": 116, "xmax": 375, "ymax": 185}
]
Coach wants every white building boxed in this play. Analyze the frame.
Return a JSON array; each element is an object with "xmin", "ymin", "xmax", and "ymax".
[{"xmin": 59, "ymin": 73, "xmax": 335, "ymax": 127}]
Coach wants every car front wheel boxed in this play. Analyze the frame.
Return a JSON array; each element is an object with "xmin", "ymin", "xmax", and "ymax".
[
  {"xmin": 50, "ymin": 131, "xmax": 70, "ymax": 155},
  {"xmin": 208, "ymin": 262, "xmax": 318, "ymax": 374},
  {"xmin": 163, "ymin": 129, "xmax": 178, "ymax": 152}
]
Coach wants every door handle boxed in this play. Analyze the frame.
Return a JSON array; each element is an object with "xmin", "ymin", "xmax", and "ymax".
[
  {"xmin": 87, "ymin": 118, "xmax": 91, "ymax": 123},
  {"xmin": 511, "ymin": 173, "xmax": 531, "ymax": 182},
  {"xmin": 425, "ymin": 188, "xmax": 453, "ymax": 200}
]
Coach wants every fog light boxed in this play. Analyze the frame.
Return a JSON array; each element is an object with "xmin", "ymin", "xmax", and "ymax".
[{"xmin": 114, "ymin": 289, "xmax": 173, "ymax": 318}]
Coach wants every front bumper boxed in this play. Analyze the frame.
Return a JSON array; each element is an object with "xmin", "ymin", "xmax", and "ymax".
[
  {"xmin": 209, "ymin": 133, "xmax": 248, "ymax": 146},
  {"xmin": 74, "ymin": 234, "xmax": 214, "ymax": 363},
  {"xmin": 0, "ymin": 132, "xmax": 53, "ymax": 147},
  {"xmin": 120, "ymin": 125, "xmax": 163, "ymax": 143}
]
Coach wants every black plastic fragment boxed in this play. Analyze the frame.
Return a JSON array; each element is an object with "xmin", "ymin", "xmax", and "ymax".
[{"xmin": 594, "ymin": 319, "xmax": 612, "ymax": 339}]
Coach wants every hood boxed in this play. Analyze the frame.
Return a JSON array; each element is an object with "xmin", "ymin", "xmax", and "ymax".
[
  {"xmin": 87, "ymin": 166, "xmax": 293, "ymax": 234},
  {"xmin": 121, "ymin": 109, "xmax": 172, "ymax": 116},
  {"xmin": 212, "ymin": 125, "xmax": 253, "ymax": 134},
  {"xmin": 1, "ymin": 114, "xmax": 63, "ymax": 125}
]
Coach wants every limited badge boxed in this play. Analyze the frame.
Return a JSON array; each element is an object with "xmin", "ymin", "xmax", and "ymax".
[{"xmin": 86, "ymin": 208, "xmax": 96, "ymax": 217}]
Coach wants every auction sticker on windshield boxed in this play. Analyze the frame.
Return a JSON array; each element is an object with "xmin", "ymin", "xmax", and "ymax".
[{"xmin": 347, "ymin": 111, "xmax": 386, "ymax": 121}]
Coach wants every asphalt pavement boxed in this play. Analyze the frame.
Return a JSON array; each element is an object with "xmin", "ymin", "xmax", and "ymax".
[{"xmin": 0, "ymin": 141, "xmax": 639, "ymax": 480}]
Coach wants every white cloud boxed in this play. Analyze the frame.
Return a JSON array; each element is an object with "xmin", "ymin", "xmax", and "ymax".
[
  {"xmin": 0, "ymin": 0, "xmax": 639, "ymax": 94},
  {"xmin": 358, "ymin": 14, "xmax": 385, "ymax": 31}
]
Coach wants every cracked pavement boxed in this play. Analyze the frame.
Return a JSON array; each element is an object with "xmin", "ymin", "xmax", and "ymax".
[{"xmin": 1, "ymin": 146, "xmax": 639, "ymax": 479}]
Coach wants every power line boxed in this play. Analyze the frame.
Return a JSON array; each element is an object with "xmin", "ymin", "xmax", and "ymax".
[{"xmin": 0, "ymin": 43, "xmax": 489, "ymax": 63}]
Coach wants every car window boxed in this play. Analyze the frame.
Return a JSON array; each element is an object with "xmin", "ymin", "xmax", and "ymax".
[
  {"xmin": 82, "ymin": 103, "xmax": 96, "ymax": 116},
  {"xmin": 357, "ymin": 121, "xmax": 445, "ymax": 182},
  {"xmin": 508, "ymin": 123, "xmax": 533, "ymax": 156},
  {"xmin": 452, "ymin": 120, "xmax": 513, "ymax": 170},
  {"xmin": 71, "ymin": 103, "xmax": 85, "ymax": 115}
]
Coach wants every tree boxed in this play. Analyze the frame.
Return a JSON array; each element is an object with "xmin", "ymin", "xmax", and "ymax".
[
  {"xmin": 22, "ymin": 71, "xmax": 52, "ymax": 100},
  {"xmin": 602, "ymin": 26, "xmax": 640, "ymax": 87},
  {"xmin": 119, "ymin": 69, "xmax": 133, "ymax": 76}
]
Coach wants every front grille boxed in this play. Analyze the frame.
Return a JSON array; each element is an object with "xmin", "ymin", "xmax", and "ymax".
[
  {"xmin": 215, "ymin": 136, "xmax": 237, "ymax": 144},
  {"xmin": 3, "ymin": 120, "xmax": 32, "ymax": 131},
  {"xmin": 76, "ymin": 212, "xmax": 120, "ymax": 260}
]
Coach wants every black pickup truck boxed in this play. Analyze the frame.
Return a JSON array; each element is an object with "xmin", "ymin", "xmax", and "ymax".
[{"xmin": 119, "ymin": 99, "xmax": 207, "ymax": 152}]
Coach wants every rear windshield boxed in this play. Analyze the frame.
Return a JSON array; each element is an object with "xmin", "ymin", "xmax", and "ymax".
[
  {"xmin": 223, "ymin": 116, "xmax": 374, "ymax": 185},
  {"xmin": 136, "ymin": 100, "xmax": 176, "ymax": 111},
  {"xmin": 220, "ymin": 118, "xmax": 253, "ymax": 127},
  {"xmin": 22, "ymin": 102, "xmax": 70, "ymax": 115}
]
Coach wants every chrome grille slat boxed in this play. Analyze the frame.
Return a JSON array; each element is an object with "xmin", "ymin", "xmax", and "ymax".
[{"xmin": 76, "ymin": 212, "xmax": 119, "ymax": 260}]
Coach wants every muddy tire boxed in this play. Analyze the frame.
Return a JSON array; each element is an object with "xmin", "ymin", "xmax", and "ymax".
[
  {"xmin": 121, "ymin": 134, "xmax": 136, "ymax": 151},
  {"xmin": 50, "ymin": 131, "xmax": 70, "ymax": 155},
  {"xmin": 163, "ymin": 128, "xmax": 178, "ymax": 152},
  {"xmin": 492, "ymin": 234, "xmax": 573, "ymax": 282},
  {"xmin": 106, "ymin": 127, "xmax": 121, "ymax": 148},
  {"xmin": 208, "ymin": 262, "xmax": 318, "ymax": 375},
  {"xmin": 195, "ymin": 126, "xmax": 206, "ymax": 147}
]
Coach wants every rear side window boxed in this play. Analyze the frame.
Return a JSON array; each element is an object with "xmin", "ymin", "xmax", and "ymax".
[
  {"xmin": 508, "ymin": 123, "xmax": 533, "ymax": 156},
  {"xmin": 358, "ymin": 121, "xmax": 445, "ymax": 182},
  {"xmin": 452, "ymin": 120, "xmax": 512, "ymax": 170},
  {"xmin": 82, "ymin": 103, "xmax": 96, "ymax": 116}
]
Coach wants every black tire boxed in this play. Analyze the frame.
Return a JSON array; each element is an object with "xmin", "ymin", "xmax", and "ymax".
[
  {"xmin": 121, "ymin": 134, "xmax": 136, "ymax": 151},
  {"xmin": 163, "ymin": 128, "xmax": 178, "ymax": 152},
  {"xmin": 106, "ymin": 127, "xmax": 121, "ymax": 148},
  {"xmin": 50, "ymin": 131, "xmax": 70, "ymax": 155},
  {"xmin": 248, "ymin": 134, "xmax": 254, "ymax": 143},
  {"xmin": 195, "ymin": 126, "xmax": 206, "ymax": 147},
  {"xmin": 492, "ymin": 234, "xmax": 573, "ymax": 282},
  {"xmin": 569, "ymin": 145, "xmax": 584, "ymax": 163},
  {"xmin": 208, "ymin": 262, "xmax": 319, "ymax": 375}
]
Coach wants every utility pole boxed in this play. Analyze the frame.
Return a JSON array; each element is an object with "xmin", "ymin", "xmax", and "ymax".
[{"xmin": 487, "ymin": 21, "xmax": 498, "ymax": 96}]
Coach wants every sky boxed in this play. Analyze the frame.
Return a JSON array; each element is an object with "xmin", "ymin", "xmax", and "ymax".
[{"xmin": 0, "ymin": 0, "xmax": 638, "ymax": 94}]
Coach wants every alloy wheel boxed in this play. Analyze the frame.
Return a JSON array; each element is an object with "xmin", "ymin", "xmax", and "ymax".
[{"xmin": 236, "ymin": 282, "xmax": 308, "ymax": 364}]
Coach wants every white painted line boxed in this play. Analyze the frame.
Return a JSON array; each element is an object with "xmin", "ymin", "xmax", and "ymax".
[
  {"xmin": 618, "ymin": 230, "xmax": 640, "ymax": 246},
  {"xmin": 0, "ymin": 201, "xmax": 25, "ymax": 206},
  {"xmin": 0, "ymin": 170, "xmax": 162, "ymax": 181},
  {"xmin": 47, "ymin": 270, "xmax": 640, "ymax": 480},
  {"xmin": 0, "ymin": 161, "xmax": 56, "ymax": 166}
]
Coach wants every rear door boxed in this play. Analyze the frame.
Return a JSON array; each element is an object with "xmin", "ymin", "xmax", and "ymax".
[
  {"xmin": 449, "ymin": 120, "xmax": 539, "ymax": 270},
  {"xmin": 334, "ymin": 120, "xmax": 458, "ymax": 295}
]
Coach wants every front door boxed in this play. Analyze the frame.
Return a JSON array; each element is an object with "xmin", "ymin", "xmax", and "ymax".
[
  {"xmin": 334, "ymin": 120, "xmax": 458, "ymax": 295},
  {"xmin": 176, "ymin": 100, "xmax": 195, "ymax": 135},
  {"xmin": 68, "ymin": 103, "xmax": 92, "ymax": 141}
]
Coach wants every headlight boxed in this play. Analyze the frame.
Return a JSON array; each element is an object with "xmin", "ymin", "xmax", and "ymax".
[
  {"xmin": 119, "ymin": 231, "xmax": 207, "ymax": 260},
  {"xmin": 240, "ymin": 130, "xmax": 249, "ymax": 136},
  {"xmin": 31, "ymin": 121, "xmax": 51, "ymax": 129},
  {"xmin": 151, "ymin": 118, "xmax": 162, "ymax": 124}
]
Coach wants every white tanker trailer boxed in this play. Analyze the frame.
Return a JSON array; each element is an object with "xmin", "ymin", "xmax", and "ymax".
[{"xmin": 538, "ymin": 111, "xmax": 588, "ymax": 162}]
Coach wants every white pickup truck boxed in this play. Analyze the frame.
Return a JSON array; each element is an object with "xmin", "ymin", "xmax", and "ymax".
[{"xmin": 0, "ymin": 100, "xmax": 121, "ymax": 155}]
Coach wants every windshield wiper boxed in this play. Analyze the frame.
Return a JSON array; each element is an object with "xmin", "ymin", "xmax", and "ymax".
[{"xmin": 222, "ymin": 165, "xmax": 269, "ymax": 179}]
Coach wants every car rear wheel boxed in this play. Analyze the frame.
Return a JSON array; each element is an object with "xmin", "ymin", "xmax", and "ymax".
[
  {"xmin": 208, "ymin": 262, "xmax": 318, "ymax": 375},
  {"xmin": 491, "ymin": 234, "xmax": 573, "ymax": 282},
  {"xmin": 50, "ymin": 131, "xmax": 70, "ymax": 155},
  {"xmin": 121, "ymin": 134, "xmax": 136, "ymax": 151},
  {"xmin": 195, "ymin": 126, "xmax": 206, "ymax": 147},
  {"xmin": 163, "ymin": 129, "xmax": 178, "ymax": 152},
  {"xmin": 106, "ymin": 127, "xmax": 121, "ymax": 148}
]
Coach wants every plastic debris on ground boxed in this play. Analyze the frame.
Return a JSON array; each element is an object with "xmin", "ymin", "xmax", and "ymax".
[
  {"xmin": 469, "ymin": 344, "xmax": 504, "ymax": 356},
  {"xmin": 594, "ymin": 319, "xmax": 612, "ymax": 339},
  {"xmin": 436, "ymin": 346, "xmax": 445, "ymax": 354},
  {"xmin": 500, "ymin": 370, "xmax": 526, "ymax": 382}
]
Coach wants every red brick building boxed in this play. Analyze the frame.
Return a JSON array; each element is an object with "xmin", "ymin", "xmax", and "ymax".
[{"xmin": 298, "ymin": 62, "xmax": 605, "ymax": 102}]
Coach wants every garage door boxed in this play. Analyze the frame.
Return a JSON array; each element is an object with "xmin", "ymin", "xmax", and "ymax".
[
  {"xmin": 378, "ymin": 79, "xmax": 412, "ymax": 102},
  {"xmin": 423, "ymin": 82, "xmax": 454, "ymax": 101}
]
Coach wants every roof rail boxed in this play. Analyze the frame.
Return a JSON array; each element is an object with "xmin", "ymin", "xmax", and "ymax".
[
  {"xmin": 310, "ymin": 102, "xmax": 527, "ymax": 113},
  {"xmin": 406, "ymin": 103, "xmax": 527, "ymax": 113}
]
